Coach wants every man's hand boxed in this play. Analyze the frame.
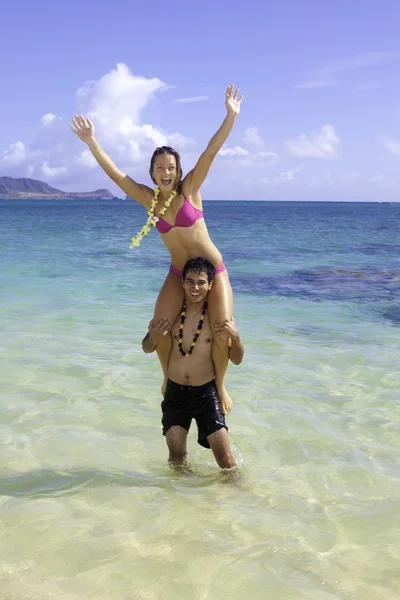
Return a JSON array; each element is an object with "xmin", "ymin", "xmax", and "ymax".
[
  {"xmin": 142, "ymin": 317, "xmax": 172, "ymax": 353},
  {"xmin": 148, "ymin": 317, "xmax": 172, "ymax": 344},
  {"xmin": 213, "ymin": 318, "xmax": 239, "ymax": 340},
  {"xmin": 214, "ymin": 317, "xmax": 244, "ymax": 366}
]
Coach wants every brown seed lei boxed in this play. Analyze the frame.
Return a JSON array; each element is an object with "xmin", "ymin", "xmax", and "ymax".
[{"xmin": 178, "ymin": 299, "xmax": 208, "ymax": 357}]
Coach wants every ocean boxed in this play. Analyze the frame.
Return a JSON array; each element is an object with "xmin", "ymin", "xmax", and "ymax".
[{"xmin": 1, "ymin": 198, "xmax": 399, "ymax": 599}]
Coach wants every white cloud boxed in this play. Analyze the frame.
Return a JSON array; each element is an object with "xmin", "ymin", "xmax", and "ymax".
[
  {"xmin": 262, "ymin": 167, "xmax": 302, "ymax": 187},
  {"xmin": 295, "ymin": 78, "xmax": 337, "ymax": 89},
  {"xmin": 307, "ymin": 171, "xmax": 360, "ymax": 188},
  {"xmin": 0, "ymin": 142, "xmax": 43, "ymax": 176},
  {"xmin": 355, "ymin": 82, "xmax": 381, "ymax": 92},
  {"xmin": 41, "ymin": 162, "xmax": 68, "ymax": 178},
  {"xmin": 73, "ymin": 149, "xmax": 97, "ymax": 169},
  {"xmin": 41, "ymin": 113, "xmax": 62, "ymax": 126},
  {"xmin": 117, "ymin": 119, "xmax": 167, "ymax": 147},
  {"xmin": 1, "ymin": 63, "xmax": 195, "ymax": 188},
  {"xmin": 174, "ymin": 96, "xmax": 209, "ymax": 104},
  {"xmin": 243, "ymin": 127, "xmax": 264, "ymax": 147},
  {"xmin": 285, "ymin": 125, "xmax": 341, "ymax": 159},
  {"xmin": 296, "ymin": 52, "xmax": 399, "ymax": 90},
  {"xmin": 304, "ymin": 171, "xmax": 393, "ymax": 191},
  {"xmin": 383, "ymin": 138, "xmax": 400, "ymax": 155},
  {"xmin": 168, "ymin": 132, "xmax": 194, "ymax": 150},
  {"xmin": 74, "ymin": 63, "xmax": 193, "ymax": 168},
  {"xmin": 1, "ymin": 141, "xmax": 27, "ymax": 165},
  {"xmin": 218, "ymin": 144, "xmax": 279, "ymax": 166},
  {"xmin": 257, "ymin": 151, "xmax": 279, "ymax": 163},
  {"xmin": 219, "ymin": 145, "xmax": 250, "ymax": 156},
  {"xmin": 340, "ymin": 171, "xmax": 359, "ymax": 184},
  {"xmin": 308, "ymin": 172, "xmax": 333, "ymax": 188},
  {"xmin": 237, "ymin": 150, "xmax": 279, "ymax": 167},
  {"xmin": 369, "ymin": 173, "xmax": 384, "ymax": 184},
  {"xmin": 323, "ymin": 52, "xmax": 400, "ymax": 74},
  {"xmin": 366, "ymin": 173, "xmax": 397, "ymax": 189},
  {"xmin": 123, "ymin": 140, "xmax": 141, "ymax": 161},
  {"xmin": 77, "ymin": 63, "xmax": 166, "ymax": 128}
]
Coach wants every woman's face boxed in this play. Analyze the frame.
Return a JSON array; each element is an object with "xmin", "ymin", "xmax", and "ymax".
[{"xmin": 152, "ymin": 154, "xmax": 177, "ymax": 193}]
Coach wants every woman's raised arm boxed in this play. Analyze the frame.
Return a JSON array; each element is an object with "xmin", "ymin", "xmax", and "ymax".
[
  {"xmin": 185, "ymin": 85, "xmax": 244, "ymax": 194},
  {"xmin": 71, "ymin": 115, "xmax": 151, "ymax": 206}
]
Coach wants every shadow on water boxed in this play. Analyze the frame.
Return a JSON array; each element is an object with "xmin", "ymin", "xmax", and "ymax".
[
  {"xmin": 0, "ymin": 468, "xmax": 163, "ymax": 498},
  {"xmin": 233, "ymin": 266, "xmax": 400, "ymax": 304},
  {"xmin": 380, "ymin": 306, "xmax": 400, "ymax": 325},
  {"xmin": 0, "ymin": 464, "xmax": 249, "ymax": 498},
  {"xmin": 360, "ymin": 243, "xmax": 400, "ymax": 255}
]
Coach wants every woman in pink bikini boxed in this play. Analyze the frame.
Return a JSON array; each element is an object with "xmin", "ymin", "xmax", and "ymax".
[{"xmin": 71, "ymin": 84, "xmax": 244, "ymax": 414}]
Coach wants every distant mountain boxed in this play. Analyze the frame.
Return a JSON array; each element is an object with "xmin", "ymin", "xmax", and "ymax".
[{"xmin": 0, "ymin": 176, "xmax": 116, "ymax": 199}]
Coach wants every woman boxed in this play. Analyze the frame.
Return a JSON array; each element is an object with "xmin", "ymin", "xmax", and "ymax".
[{"xmin": 71, "ymin": 84, "xmax": 244, "ymax": 414}]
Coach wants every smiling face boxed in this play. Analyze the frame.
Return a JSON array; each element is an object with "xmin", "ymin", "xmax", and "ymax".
[
  {"xmin": 182, "ymin": 270, "xmax": 213, "ymax": 305},
  {"xmin": 152, "ymin": 154, "xmax": 177, "ymax": 192}
]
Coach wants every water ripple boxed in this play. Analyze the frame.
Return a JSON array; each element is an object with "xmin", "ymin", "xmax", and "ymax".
[{"xmin": 0, "ymin": 468, "xmax": 163, "ymax": 498}]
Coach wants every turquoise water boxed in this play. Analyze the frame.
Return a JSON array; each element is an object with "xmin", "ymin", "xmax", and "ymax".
[{"xmin": 1, "ymin": 199, "xmax": 400, "ymax": 599}]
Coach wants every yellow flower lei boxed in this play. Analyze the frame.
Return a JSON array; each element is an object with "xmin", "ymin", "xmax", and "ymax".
[{"xmin": 130, "ymin": 187, "xmax": 177, "ymax": 248}]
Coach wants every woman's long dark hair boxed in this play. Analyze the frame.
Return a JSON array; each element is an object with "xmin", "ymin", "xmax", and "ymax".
[{"xmin": 149, "ymin": 146, "xmax": 183, "ymax": 194}]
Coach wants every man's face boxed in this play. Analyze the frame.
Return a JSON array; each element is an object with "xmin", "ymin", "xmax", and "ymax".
[{"xmin": 182, "ymin": 270, "xmax": 212, "ymax": 304}]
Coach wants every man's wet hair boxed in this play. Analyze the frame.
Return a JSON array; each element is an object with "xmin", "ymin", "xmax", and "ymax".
[{"xmin": 182, "ymin": 257, "xmax": 216, "ymax": 283}]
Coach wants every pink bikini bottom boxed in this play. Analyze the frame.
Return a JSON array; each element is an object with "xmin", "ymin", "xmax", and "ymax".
[{"xmin": 169, "ymin": 262, "xmax": 226, "ymax": 278}]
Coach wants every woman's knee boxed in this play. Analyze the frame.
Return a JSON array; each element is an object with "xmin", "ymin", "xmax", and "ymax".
[
  {"xmin": 208, "ymin": 272, "xmax": 233, "ymax": 320},
  {"xmin": 154, "ymin": 273, "xmax": 184, "ymax": 320}
]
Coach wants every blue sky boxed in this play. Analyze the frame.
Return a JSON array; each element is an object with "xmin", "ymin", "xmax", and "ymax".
[{"xmin": 1, "ymin": 0, "xmax": 400, "ymax": 200}]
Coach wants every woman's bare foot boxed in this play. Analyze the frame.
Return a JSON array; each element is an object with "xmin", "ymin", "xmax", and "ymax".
[{"xmin": 218, "ymin": 385, "xmax": 232, "ymax": 415}]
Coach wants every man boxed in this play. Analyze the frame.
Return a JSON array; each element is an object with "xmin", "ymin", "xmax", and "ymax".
[{"xmin": 142, "ymin": 257, "xmax": 244, "ymax": 469}]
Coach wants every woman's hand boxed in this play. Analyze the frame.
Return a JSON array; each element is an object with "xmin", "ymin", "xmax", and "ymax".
[
  {"xmin": 71, "ymin": 114, "xmax": 95, "ymax": 143},
  {"xmin": 225, "ymin": 84, "xmax": 244, "ymax": 117}
]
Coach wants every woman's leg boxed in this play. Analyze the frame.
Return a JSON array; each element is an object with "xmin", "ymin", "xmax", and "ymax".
[
  {"xmin": 153, "ymin": 270, "xmax": 184, "ymax": 394},
  {"xmin": 207, "ymin": 269, "xmax": 234, "ymax": 414}
]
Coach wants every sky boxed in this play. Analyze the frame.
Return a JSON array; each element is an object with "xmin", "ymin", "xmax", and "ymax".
[{"xmin": 1, "ymin": 0, "xmax": 400, "ymax": 201}]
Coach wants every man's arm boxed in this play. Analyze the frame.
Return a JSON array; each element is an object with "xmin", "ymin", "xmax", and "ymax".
[
  {"xmin": 142, "ymin": 318, "xmax": 172, "ymax": 353},
  {"xmin": 213, "ymin": 318, "xmax": 244, "ymax": 365},
  {"xmin": 228, "ymin": 332, "xmax": 244, "ymax": 366}
]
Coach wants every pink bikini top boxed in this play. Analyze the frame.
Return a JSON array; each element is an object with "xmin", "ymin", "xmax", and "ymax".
[{"xmin": 155, "ymin": 195, "xmax": 204, "ymax": 234}]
